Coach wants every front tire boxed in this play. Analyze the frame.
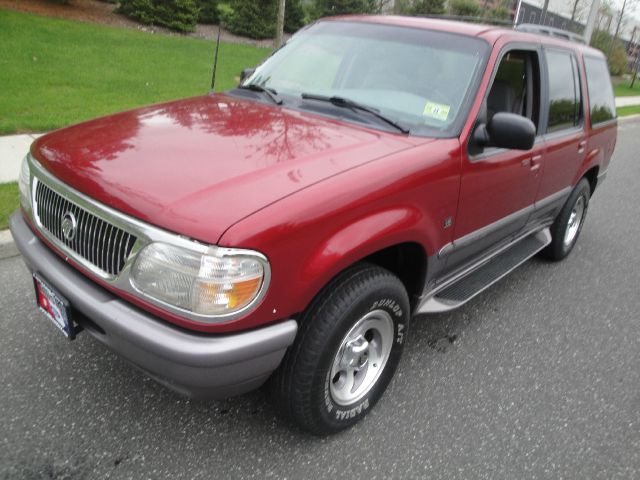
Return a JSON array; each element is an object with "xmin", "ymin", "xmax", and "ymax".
[
  {"xmin": 542, "ymin": 178, "xmax": 591, "ymax": 261},
  {"xmin": 270, "ymin": 263, "xmax": 410, "ymax": 435}
]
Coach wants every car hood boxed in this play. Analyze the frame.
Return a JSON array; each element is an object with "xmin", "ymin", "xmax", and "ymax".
[{"xmin": 32, "ymin": 94, "xmax": 423, "ymax": 244}]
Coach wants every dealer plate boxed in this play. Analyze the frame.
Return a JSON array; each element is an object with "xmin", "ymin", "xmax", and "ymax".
[{"xmin": 33, "ymin": 272, "xmax": 76, "ymax": 340}]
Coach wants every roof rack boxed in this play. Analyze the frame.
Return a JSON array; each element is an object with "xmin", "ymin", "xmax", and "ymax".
[
  {"xmin": 421, "ymin": 14, "xmax": 513, "ymax": 27},
  {"xmin": 515, "ymin": 23, "xmax": 585, "ymax": 43}
]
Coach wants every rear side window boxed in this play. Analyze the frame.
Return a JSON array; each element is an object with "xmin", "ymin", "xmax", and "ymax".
[
  {"xmin": 584, "ymin": 56, "xmax": 616, "ymax": 125},
  {"xmin": 545, "ymin": 50, "xmax": 582, "ymax": 133}
]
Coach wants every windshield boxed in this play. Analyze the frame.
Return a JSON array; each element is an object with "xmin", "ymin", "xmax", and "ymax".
[{"xmin": 240, "ymin": 21, "xmax": 489, "ymax": 136}]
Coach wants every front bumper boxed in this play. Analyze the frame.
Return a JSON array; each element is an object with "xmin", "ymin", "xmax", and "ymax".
[{"xmin": 10, "ymin": 212, "xmax": 297, "ymax": 399}]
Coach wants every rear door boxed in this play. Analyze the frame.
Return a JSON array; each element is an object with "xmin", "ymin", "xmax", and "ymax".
[{"xmin": 530, "ymin": 48, "xmax": 587, "ymax": 224}]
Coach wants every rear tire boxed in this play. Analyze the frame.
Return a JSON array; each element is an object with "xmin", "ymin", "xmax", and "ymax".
[
  {"xmin": 542, "ymin": 178, "xmax": 591, "ymax": 261},
  {"xmin": 270, "ymin": 263, "xmax": 410, "ymax": 435}
]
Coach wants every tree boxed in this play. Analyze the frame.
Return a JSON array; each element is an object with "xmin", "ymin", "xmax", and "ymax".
[
  {"xmin": 541, "ymin": 0, "xmax": 550, "ymax": 23},
  {"xmin": 590, "ymin": 29, "xmax": 629, "ymax": 75},
  {"xmin": 610, "ymin": 0, "xmax": 638, "ymax": 52},
  {"xmin": 227, "ymin": 0, "xmax": 305, "ymax": 39},
  {"xmin": 275, "ymin": 0, "xmax": 285, "ymax": 48},
  {"xmin": 568, "ymin": 0, "xmax": 585, "ymax": 22}
]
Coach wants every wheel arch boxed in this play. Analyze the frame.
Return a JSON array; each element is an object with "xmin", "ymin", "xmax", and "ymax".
[
  {"xmin": 285, "ymin": 202, "xmax": 440, "ymax": 319},
  {"xmin": 362, "ymin": 242, "xmax": 427, "ymax": 310},
  {"xmin": 582, "ymin": 165, "xmax": 600, "ymax": 195}
]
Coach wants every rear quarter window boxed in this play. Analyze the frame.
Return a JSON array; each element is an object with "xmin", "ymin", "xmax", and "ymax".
[{"xmin": 584, "ymin": 56, "xmax": 616, "ymax": 125}]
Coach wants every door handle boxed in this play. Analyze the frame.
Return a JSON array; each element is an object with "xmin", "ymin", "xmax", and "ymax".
[
  {"xmin": 530, "ymin": 155, "xmax": 542, "ymax": 172},
  {"xmin": 578, "ymin": 140, "xmax": 587, "ymax": 154}
]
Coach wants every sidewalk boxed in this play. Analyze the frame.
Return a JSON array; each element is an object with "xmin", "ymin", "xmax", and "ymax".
[
  {"xmin": 1, "ymin": 96, "xmax": 640, "ymax": 185},
  {"xmin": 615, "ymin": 96, "xmax": 640, "ymax": 108},
  {"xmin": 0, "ymin": 133, "xmax": 42, "ymax": 184}
]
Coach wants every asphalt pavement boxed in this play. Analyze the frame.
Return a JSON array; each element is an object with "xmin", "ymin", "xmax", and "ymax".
[{"xmin": 1, "ymin": 123, "xmax": 639, "ymax": 479}]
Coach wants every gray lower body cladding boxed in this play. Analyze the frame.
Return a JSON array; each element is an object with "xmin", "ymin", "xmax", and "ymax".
[{"xmin": 9, "ymin": 211, "xmax": 298, "ymax": 399}]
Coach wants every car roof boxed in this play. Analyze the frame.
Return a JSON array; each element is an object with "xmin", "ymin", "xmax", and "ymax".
[{"xmin": 321, "ymin": 15, "xmax": 606, "ymax": 59}]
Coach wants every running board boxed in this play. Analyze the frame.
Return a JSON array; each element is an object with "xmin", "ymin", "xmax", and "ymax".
[{"xmin": 418, "ymin": 228, "xmax": 552, "ymax": 314}]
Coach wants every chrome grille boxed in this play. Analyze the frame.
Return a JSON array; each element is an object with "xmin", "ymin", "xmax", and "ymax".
[{"xmin": 34, "ymin": 181, "xmax": 137, "ymax": 276}]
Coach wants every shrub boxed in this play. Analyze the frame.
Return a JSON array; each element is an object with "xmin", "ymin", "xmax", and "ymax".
[
  {"xmin": 217, "ymin": 2, "xmax": 234, "ymax": 25},
  {"xmin": 117, "ymin": 0, "xmax": 200, "ymax": 33},
  {"xmin": 486, "ymin": 5, "xmax": 510, "ymax": 20},
  {"xmin": 226, "ymin": 0, "xmax": 306, "ymax": 39},
  {"xmin": 410, "ymin": 0, "xmax": 445, "ymax": 15},
  {"xmin": 198, "ymin": 0, "xmax": 218, "ymax": 23},
  {"xmin": 590, "ymin": 29, "xmax": 630, "ymax": 76},
  {"xmin": 449, "ymin": 0, "xmax": 481, "ymax": 17},
  {"xmin": 608, "ymin": 42, "xmax": 629, "ymax": 76},
  {"xmin": 285, "ymin": 0, "xmax": 306, "ymax": 33},
  {"xmin": 226, "ymin": 0, "xmax": 275, "ymax": 38},
  {"xmin": 312, "ymin": 0, "xmax": 376, "ymax": 18}
]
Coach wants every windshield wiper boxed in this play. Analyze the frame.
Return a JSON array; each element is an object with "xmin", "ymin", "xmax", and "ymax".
[
  {"xmin": 238, "ymin": 83, "xmax": 282, "ymax": 105},
  {"xmin": 300, "ymin": 93, "xmax": 410, "ymax": 134}
]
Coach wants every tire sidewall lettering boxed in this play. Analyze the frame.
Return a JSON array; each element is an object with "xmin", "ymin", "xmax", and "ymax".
[
  {"xmin": 323, "ymin": 293, "xmax": 408, "ymax": 421},
  {"xmin": 370, "ymin": 298, "xmax": 403, "ymax": 318}
]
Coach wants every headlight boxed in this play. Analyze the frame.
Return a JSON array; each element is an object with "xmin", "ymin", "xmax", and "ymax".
[
  {"xmin": 130, "ymin": 242, "xmax": 268, "ymax": 321},
  {"xmin": 19, "ymin": 155, "xmax": 31, "ymax": 210}
]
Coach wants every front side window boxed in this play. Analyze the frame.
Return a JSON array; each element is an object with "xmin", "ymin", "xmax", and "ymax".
[
  {"xmin": 584, "ymin": 56, "xmax": 616, "ymax": 125},
  {"xmin": 545, "ymin": 50, "xmax": 582, "ymax": 133},
  {"xmin": 486, "ymin": 50, "xmax": 540, "ymax": 130},
  {"xmin": 240, "ymin": 21, "xmax": 490, "ymax": 137}
]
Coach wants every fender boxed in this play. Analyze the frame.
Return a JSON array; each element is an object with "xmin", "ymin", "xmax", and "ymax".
[
  {"xmin": 574, "ymin": 142, "xmax": 602, "ymax": 186},
  {"xmin": 218, "ymin": 139, "xmax": 462, "ymax": 331},
  {"xmin": 574, "ymin": 121, "xmax": 617, "ymax": 186},
  {"xmin": 297, "ymin": 206, "xmax": 434, "ymax": 307}
]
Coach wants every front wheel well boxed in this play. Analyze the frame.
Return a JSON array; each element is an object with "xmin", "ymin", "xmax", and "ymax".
[{"xmin": 362, "ymin": 242, "xmax": 427, "ymax": 309}]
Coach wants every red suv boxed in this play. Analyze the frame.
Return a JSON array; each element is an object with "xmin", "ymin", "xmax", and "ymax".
[{"xmin": 11, "ymin": 16, "xmax": 617, "ymax": 435}]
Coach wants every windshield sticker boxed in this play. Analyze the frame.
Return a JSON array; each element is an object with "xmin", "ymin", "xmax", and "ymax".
[{"xmin": 423, "ymin": 101, "xmax": 450, "ymax": 122}]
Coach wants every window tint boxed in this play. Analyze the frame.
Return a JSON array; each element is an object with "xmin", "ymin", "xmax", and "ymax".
[
  {"xmin": 487, "ymin": 51, "xmax": 540, "ymax": 129},
  {"xmin": 584, "ymin": 56, "xmax": 616, "ymax": 124},
  {"xmin": 545, "ymin": 50, "xmax": 581, "ymax": 132}
]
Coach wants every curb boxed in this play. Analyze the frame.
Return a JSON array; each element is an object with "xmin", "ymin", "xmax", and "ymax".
[
  {"xmin": 618, "ymin": 113, "xmax": 640, "ymax": 124},
  {"xmin": 0, "ymin": 229, "xmax": 19, "ymax": 261}
]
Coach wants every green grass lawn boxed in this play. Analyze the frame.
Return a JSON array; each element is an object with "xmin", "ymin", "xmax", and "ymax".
[
  {"xmin": 0, "ymin": 182, "xmax": 19, "ymax": 230},
  {"xmin": 0, "ymin": 9, "xmax": 271, "ymax": 134},
  {"xmin": 617, "ymin": 105, "xmax": 640, "ymax": 117},
  {"xmin": 613, "ymin": 81, "xmax": 640, "ymax": 97}
]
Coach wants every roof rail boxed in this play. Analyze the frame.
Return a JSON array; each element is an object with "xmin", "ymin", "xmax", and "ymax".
[
  {"xmin": 515, "ymin": 23, "xmax": 585, "ymax": 43},
  {"xmin": 421, "ymin": 14, "xmax": 513, "ymax": 27}
]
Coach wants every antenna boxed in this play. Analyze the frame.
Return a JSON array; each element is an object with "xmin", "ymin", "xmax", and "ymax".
[{"xmin": 210, "ymin": 24, "xmax": 222, "ymax": 93}]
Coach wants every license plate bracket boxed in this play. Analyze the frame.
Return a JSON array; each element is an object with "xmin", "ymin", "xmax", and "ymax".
[{"xmin": 33, "ymin": 272, "xmax": 80, "ymax": 340}]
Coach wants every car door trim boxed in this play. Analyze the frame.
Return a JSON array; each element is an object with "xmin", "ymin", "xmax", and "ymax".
[{"xmin": 438, "ymin": 187, "xmax": 571, "ymax": 260}]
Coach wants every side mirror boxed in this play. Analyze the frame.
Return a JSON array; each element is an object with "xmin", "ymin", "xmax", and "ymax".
[
  {"xmin": 473, "ymin": 112, "xmax": 536, "ymax": 151},
  {"xmin": 239, "ymin": 68, "xmax": 255, "ymax": 84}
]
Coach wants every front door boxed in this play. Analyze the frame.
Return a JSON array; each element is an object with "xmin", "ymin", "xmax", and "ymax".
[{"xmin": 443, "ymin": 47, "xmax": 545, "ymax": 276}]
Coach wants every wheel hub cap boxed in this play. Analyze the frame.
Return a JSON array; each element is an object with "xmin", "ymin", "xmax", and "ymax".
[
  {"xmin": 563, "ymin": 195, "xmax": 585, "ymax": 248},
  {"xmin": 328, "ymin": 310, "xmax": 394, "ymax": 406},
  {"xmin": 339, "ymin": 336, "xmax": 369, "ymax": 370}
]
